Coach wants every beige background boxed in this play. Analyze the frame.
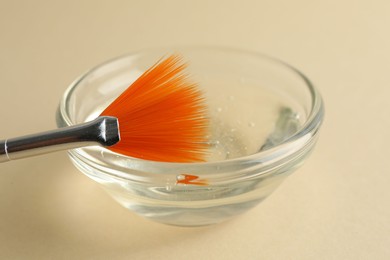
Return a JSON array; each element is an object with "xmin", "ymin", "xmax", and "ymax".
[{"xmin": 1, "ymin": 0, "xmax": 389, "ymax": 259}]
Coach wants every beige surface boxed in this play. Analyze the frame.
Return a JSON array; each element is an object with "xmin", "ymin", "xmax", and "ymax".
[{"xmin": 1, "ymin": 0, "xmax": 389, "ymax": 259}]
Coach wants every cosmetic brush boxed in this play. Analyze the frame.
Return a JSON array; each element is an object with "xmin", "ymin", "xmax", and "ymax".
[{"xmin": 0, "ymin": 55, "xmax": 208, "ymax": 163}]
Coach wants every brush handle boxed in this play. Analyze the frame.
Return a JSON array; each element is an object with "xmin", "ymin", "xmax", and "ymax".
[{"xmin": 0, "ymin": 116, "xmax": 120, "ymax": 163}]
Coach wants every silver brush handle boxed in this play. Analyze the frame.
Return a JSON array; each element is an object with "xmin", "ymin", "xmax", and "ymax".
[{"xmin": 0, "ymin": 116, "xmax": 120, "ymax": 163}]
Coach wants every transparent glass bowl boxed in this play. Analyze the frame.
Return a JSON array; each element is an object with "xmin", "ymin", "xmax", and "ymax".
[{"xmin": 57, "ymin": 46, "xmax": 324, "ymax": 226}]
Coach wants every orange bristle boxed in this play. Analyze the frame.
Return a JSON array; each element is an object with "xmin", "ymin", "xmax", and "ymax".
[{"xmin": 99, "ymin": 55, "xmax": 209, "ymax": 162}]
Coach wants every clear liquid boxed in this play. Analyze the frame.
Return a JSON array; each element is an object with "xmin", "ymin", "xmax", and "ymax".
[
  {"xmin": 78, "ymin": 81, "xmax": 302, "ymax": 226},
  {"xmin": 201, "ymin": 79, "xmax": 302, "ymax": 162}
]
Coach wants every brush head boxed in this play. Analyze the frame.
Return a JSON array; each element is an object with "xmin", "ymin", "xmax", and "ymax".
[{"xmin": 99, "ymin": 55, "xmax": 208, "ymax": 162}]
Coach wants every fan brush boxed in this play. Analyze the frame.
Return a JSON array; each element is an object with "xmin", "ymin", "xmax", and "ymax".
[{"xmin": 0, "ymin": 55, "xmax": 208, "ymax": 163}]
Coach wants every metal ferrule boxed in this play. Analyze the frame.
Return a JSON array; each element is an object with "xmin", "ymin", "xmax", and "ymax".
[{"xmin": 0, "ymin": 116, "xmax": 120, "ymax": 163}]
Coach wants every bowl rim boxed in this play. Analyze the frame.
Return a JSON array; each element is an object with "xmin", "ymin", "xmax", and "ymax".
[{"xmin": 58, "ymin": 45, "xmax": 324, "ymax": 177}]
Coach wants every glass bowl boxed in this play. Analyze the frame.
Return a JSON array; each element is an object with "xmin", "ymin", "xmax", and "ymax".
[{"xmin": 56, "ymin": 46, "xmax": 324, "ymax": 226}]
